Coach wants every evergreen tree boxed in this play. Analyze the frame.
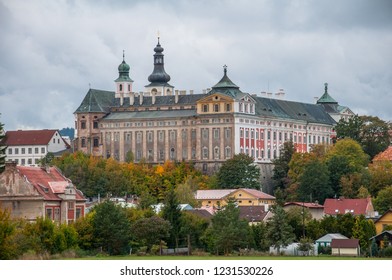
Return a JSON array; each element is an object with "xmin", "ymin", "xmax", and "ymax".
[
  {"xmin": 91, "ymin": 200, "xmax": 131, "ymax": 255},
  {"xmin": 161, "ymin": 188, "xmax": 182, "ymax": 248},
  {"xmin": 267, "ymin": 205, "xmax": 295, "ymax": 254},
  {"xmin": 202, "ymin": 198, "xmax": 251, "ymax": 254}
]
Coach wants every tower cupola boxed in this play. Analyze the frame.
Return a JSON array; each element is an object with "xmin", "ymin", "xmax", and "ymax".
[{"xmin": 115, "ymin": 51, "xmax": 133, "ymax": 105}]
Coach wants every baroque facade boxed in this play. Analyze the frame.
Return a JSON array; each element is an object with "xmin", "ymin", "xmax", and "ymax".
[{"xmin": 74, "ymin": 39, "xmax": 351, "ymax": 175}]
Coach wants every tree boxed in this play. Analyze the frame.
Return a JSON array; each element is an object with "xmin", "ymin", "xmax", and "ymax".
[
  {"xmin": 325, "ymin": 154, "xmax": 355, "ymax": 197},
  {"xmin": 352, "ymin": 215, "xmax": 376, "ymax": 255},
  {"xmin": 250, "ymin": 222, "xmax": 269, "ymax": 252},
  {"xmin": 286, "ymin": 207, "xmax": 312, "ymax": 241},
  {"xmin": 180, "ymin": 211, "xmax": 210, "ymax": 249},
  {"xmin": 368, "ymin": 161, "xmax": 392, "ymax": 197},
  {"xmin": 325, "ymin": 139, "xmax": 369, "ymax": 172},
  {"xmin": 0, "ymin": 118, "xmax": 6, "ymax": 173},
  {"xmin": 202, "ymin": 198, "xmax": 252, "ymax": 254},
  {"xmin": 266, "ymin": 205, "xmax": 295, "ymax": 254},
  {"xmin": 373, "ymin": 186, "xmax": 392, "ymax": 214},
  {"xmin": 161, "ymin": 188, "xmax": 182, "ymax": 248},
  {"xmin": 335, "ymin": 115, "xmax": 390, "ymax": 159},
  {"xmin": 272, "ymin": 141, "xmax": 295, "ymax": 190},
  {"xmin": 0, "ymin": 208, "xmax": 16, "ymax": 259},
  {"xmin": 91, "ymin": 200, "xmax": 131, "ymax": 255},
  {"xmin": 216, "ymin": 153, "xmax": 260, "ymax": 189},
  {"xmin": 131, "ymin": 216, "xmax": 170, "ymax": 252},
  {"xmin": 298, "ymin": 159, "xmax": 333, "ymax": 204}
]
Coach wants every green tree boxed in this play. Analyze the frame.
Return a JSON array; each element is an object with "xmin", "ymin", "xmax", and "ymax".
[
  {"xmin": 91, "ymin": 200, "xmax": 131, "ymax": 255},
  {"xmin": 175, "ymin": 176, "xmax": 198, "ymax": 207},
  {"xmin": 297, "ymin": 237, "xmax": 314, "ymax": 255},
  {"xmin": 286, "ymin": 206, "xmax": 312, "ymax": 241},
  {"xmin": 305, "ymin": 219, "xmax": 324, "ymax": 241},
  {"xmin": 337, "ymin": 213, "xmax": 355, "ymax": 238},
  {"xmin": 0, "ymin": 118, "xmax": 6, "ymax": 173},
  {"xmin": 272, "ymin": 141, "xmax": 295, "ymax": 190},
  {"xmin": 325, "ymin": 154, "xmax": 355, "ymax": 197},
  {"xmin": 73, "ymin": 213, "xmax": 95, "ymax": 251},
  {"xmin": 161, "ymin": 188, "xmax": 182, "ymax": 248},
  {"xmin": 352, "ymin": 215, "xmax": 376, "ymax": 255},
  {"xmin": 335, "ymin": 115, "xmax": 390, "ymax": 159},
  {"xmin": 202, "ymin": 198, "xmax": 251, "ymax": 254},
  {"xmin": 250, "ymin": 222, "xmax": 269, "ymax": 252},
  {"xmin": 131, "ymin": 216, "xmax": 170, "ymax": 252},
  {"xmin": 266, "ymin": 205, "xmax": 295, "ymax": 254},
  {"xmin": 179, "ymin": 211, "xmax": 210, "ymax": 250},
  {"xmin": 298, "ymin": 159, "xmax": 333, "ymax": 204},
  {"xmin": 216, "ymin": 153, "xmax": 260, "ymax": 189},
  {"xmin": 373, "ymin": 186, "xmax": 392, "ymax": 214},
  {"xmin": 0, "ymin": 208, "xmax": 17, "ymax": 259}
]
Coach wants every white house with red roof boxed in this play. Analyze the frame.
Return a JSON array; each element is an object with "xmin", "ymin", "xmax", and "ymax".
[
  {"xmin": 323, "ymin": 197, "xmax": 376, "ymax": 217},
  {"xmin": 0, "ymin": 162, "xmax": 86, "ymax": 224},
  {"xmin": 1, "ymin": 129, "xmax": 70, "ymax": 167}
]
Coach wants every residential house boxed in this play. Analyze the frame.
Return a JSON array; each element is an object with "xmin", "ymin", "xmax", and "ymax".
[
  {"xmin": 315, "ymin": 233, "xmax": 348, "ymax": 248},
  {"xmin": 0, "ymin": 162, "xmax": 86, "ymax": 224},
  {"xmin": 374, "ymin": 209, "xmax": 392, "ymax": 235},
  {"xmin": 283, "ymin": 201, "xmax": 324, "ymax": 220},
  {"xmin": 323, "ymin": 197, "xmax": 376, "ymax": 217},
  {"xmin": 195, "ymin": 188, "xmax": 275, "ymax": 209},
  {"xmin": 184, "ymin": 208, "xmax": 213, "ymax": 221},
  {"xmin": 238, "ymin": 205, "xmax": 272, "ymax": 225},
  {"xmin": 331, "ymin": 239, "xmax": 360, "ymax": 257},
  {"xmin": 370, "ymin": 230, "xmax": 392, "ymax": 249},
  {"xmin": 2, "ymin": 129, "xmax": 70, "ymax": 167}
]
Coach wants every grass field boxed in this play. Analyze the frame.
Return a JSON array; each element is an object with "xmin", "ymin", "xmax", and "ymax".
[{"xmin": 77, "ymin": 254, "xmax": 389, "ymax": 260}]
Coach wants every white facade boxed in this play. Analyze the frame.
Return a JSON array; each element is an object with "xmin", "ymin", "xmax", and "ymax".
[{"xmin": 5, "ymin": 131, "xmax": 68, "ymax": 167}]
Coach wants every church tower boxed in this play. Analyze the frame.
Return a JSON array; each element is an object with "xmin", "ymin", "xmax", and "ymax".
[
  {"xmin": 145, "ymin": 37, "xmax": 174, "ymax": 97},
  {"xmin": 115, "ymin": 51, "xmax": 133, "ymax": 105}
]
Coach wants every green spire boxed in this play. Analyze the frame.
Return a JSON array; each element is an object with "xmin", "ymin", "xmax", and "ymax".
[
  {"xmin": 317, "ymin": 82, "xmax": 338, "ymax": 104},
  {"xmin": 115, "ymin": 50, "xmax": 133, "ymax": 82}
]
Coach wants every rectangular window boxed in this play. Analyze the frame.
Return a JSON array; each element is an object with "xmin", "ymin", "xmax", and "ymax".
[
  {"xmin": 21, "ymin": 159, "xmax": 25, "ymax": 165},
  {"xmin": 41, "ymin": 147, "xmax": 45, "ymax": 153},
  {"xmin": 158, "ymin": 131, "xmax": 164, "ymax": 142},
  {"xmin": 125, "ymin": 133, "xmax": 131, "ymax": 142},
  {"xmin": 93, "ymin": 137, "xmax": 99, "ymax": 147},
  {"xmin": 203, "ymin": 104, "xmax": 209, "ymax": 112},
  {"xmin": 225, "ymin": 128, "xmax": 231, "ymax": 139},
  {"xmin": 202, "ymin": 129, "xmax": 208, "ymax": 140},
  {"xmin": 15, "ymin": 148, "xmax": 19, "ymax": 154},
  {"xmin": 28, "ymin": 158, "xmax": 32, "ymax": 165},
  {"xmin": 8, "ymin": 148, "xmax": 12, "ymax": 155},
  {"xmin": 81, "ymin": 121, "xmax": 86, "ymax": 129},
  {"xmin": 46, "ymin": 208, "xmax": 53, "ymax": 220},
  {"xmin": 267, "ymin": 131, "xmax": 271, "ymax": 140},
  {"xmin": 136, "ymin": 132, "xmax": 142, "ymax": 144},
  {"xmin": 214, "ymin": 128, "xmax": 220, "ymax": 139},
  {"xmin": 21, "ymin": 148, "xmax": 25, "ymax": 154},
  {"xmin": 191, "ymin": 129, "xmax": 196, "ymax": 140},
  {"xmin": 170, "ymin": 131, "xmax": 176, "ymax": 141},
  {"xmin": 214, "ymin": 104, "xmax": 219, "ymax": 112},
  {"xmin": 147, "ymin": 131, "xmax": 153, "ymax": 142},
  {"xmin": 81, "ymin": 138, "xmax": 86, "ymax": 147},
  {"xmin": 35, "ymin": 147, "xmax": 39, "ymax": 154},
  {"xmin": 54, "ymin": 208, "xmax": 60, "ymax": 221},
  {"xmin": 93, "ymin": 121, "xmax": 98, "ymax": 129},
  {"xmin": 159, "ymin": 149, "xmax": 164, "ymax": 160},
  {"xmin": 75, "ymin": 208, "xmax": 82, "ymax": 220},
  {"xmin": 226, "ymin": 103, "xmax": 231, "ymax": 112}
]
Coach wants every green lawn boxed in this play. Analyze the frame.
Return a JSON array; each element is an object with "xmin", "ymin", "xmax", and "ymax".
[{"xmin": 76, "ymin": 255, "xmax": 387, "ymax": 260}]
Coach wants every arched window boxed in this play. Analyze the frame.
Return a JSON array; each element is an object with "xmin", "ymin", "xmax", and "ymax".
[{"xmin": 119, "ymin": 84, "xmax": 123, "ymax": 91}]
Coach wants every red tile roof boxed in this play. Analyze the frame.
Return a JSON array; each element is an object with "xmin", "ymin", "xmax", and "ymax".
[
  {"xmin": 195, "ymin": 188, "xmax": 275, "ymax": 200},
  {"xmin": 323, "ymin": 198, "xmax": 372, "ymax": 216},
  {"xmin": 17, "ymin": 166, "xmax": 85, "ymax": 201},
  {"xmin": 284, "ymin": 202, "xmax": 324, "ymax": 209},
  {"xmin": 239, "ymin": 206, "xmax": 268, "ymax": 222},
  {"xmin": 331, "ymin": 239, "xmax": 359, "ymax": 248},
  {"xmin": 373, "ymin": 146, "xmax": 392, "ymax": 161},
  {"xmin": 2, "ymin": 129, "xmax": 58, "ymax": 146}
]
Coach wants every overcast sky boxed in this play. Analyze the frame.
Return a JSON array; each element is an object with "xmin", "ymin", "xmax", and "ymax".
[{"xmin": 1, "ymin": 0, "xmax": 391, "ymax": 131}]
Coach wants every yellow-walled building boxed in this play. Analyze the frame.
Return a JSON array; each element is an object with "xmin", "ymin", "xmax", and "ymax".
[
  {"xmin": 195, "ymin": 188, "xmax": 275, "ymax": 209},
  {"xmin": 375, "ymin": 209, "xmax": 392, "ymax": 235}
]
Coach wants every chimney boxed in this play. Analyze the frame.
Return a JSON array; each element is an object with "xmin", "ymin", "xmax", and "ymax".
[
  {"xmin": 175, "ymin": 90, "xmax": 179, "ymax": 104},
  {"xmin": 190, "ymin": 90, "xmax": 194, "ymax": 95},
  {"xmin": 139, "ymin": 92, "xmax": 143, "ymax": 105}
]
